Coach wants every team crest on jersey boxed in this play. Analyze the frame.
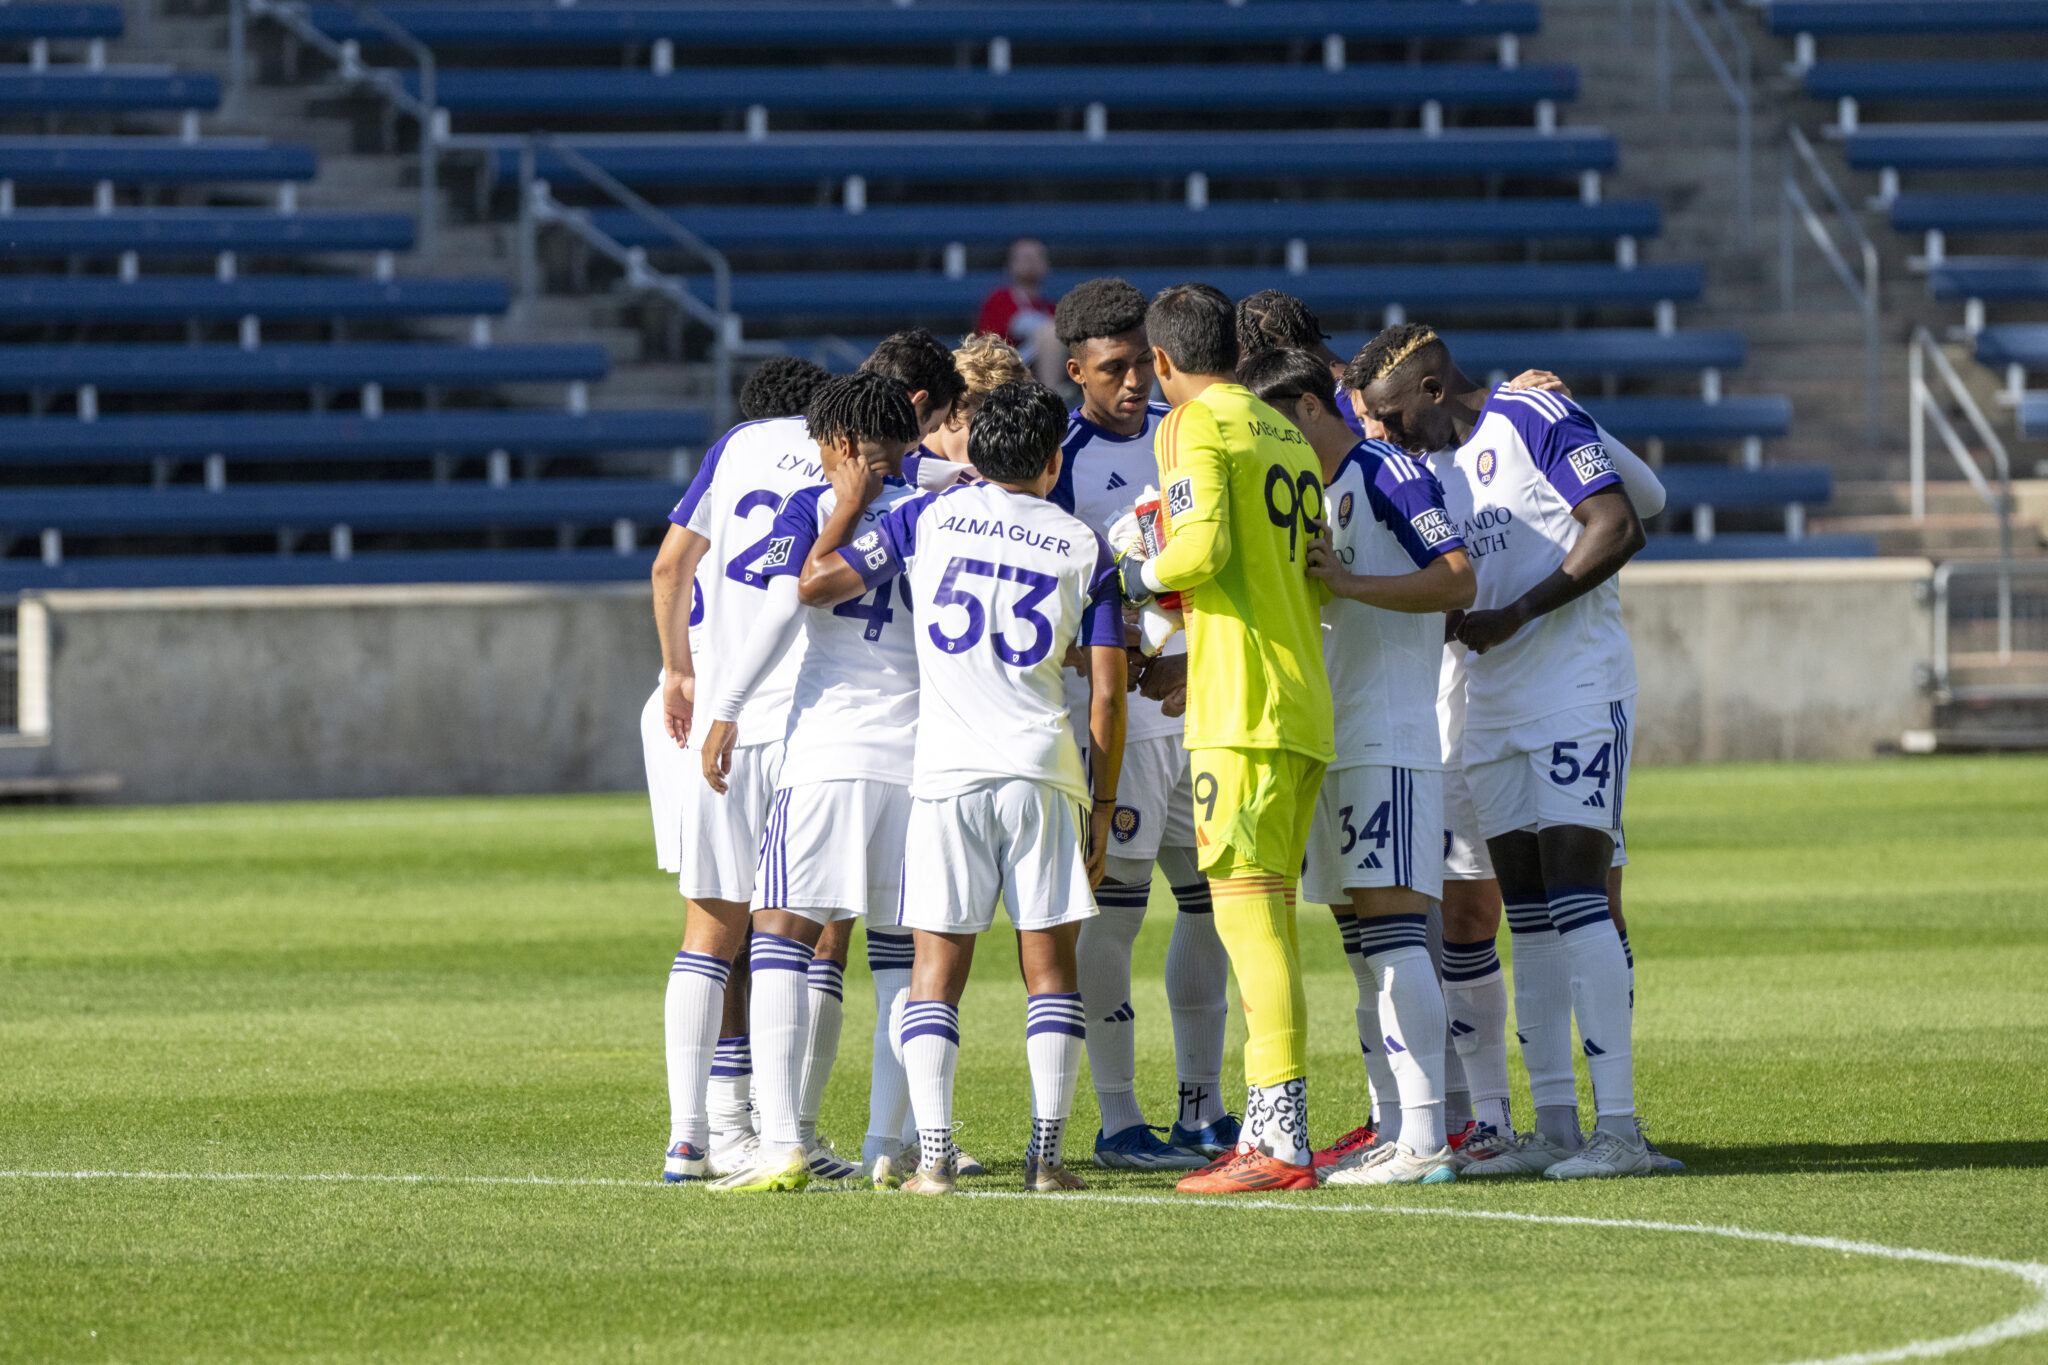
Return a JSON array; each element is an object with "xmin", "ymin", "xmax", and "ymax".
[
  {"xmin": 1112, "ymin": 806, "xmax": 1141, "ymax": 843},
  {"xmin": 1166, "ymin": 477, "xmax": 1194, "ymax": 518},
  {"xmin": 761, "ymin": 535, "xmax": 795, "ymax": 570},
  {"xmin": 1475, "ymin": 449, "xmax": 1498, "ymax": 486},
  {"xmin": 1411, "ymin": 507, "xmax": 1455, "ymax": 547},
  {"xmin": 1566, "ymin": 442, "xmax": 1614, "ymax": 484},
  {"xmin": 1337, "ymin": 492, "xmax": 1355, "ymax": 528}
]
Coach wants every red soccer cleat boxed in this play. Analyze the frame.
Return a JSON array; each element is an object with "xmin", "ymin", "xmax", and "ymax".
[
  {"xmin": 1447, "ymin": 1120, "xmax": 1478, "ymax": 1151},
  {"xmin": 1176, "ymin": 1147, "xmax": 1317, "ymax": 1194},
  {"xmin": 1312, "ymin": 1125, "xmax": 1379, "ymax": 1170}
]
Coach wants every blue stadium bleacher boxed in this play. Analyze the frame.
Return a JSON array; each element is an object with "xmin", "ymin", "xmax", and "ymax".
[
  {"xmin": 0, "ymin": 411, "xmax": 707, "ymax": 463},
  {"xmin": 419, "ymin": 64, "xmax": 1576, "ymax": 117},
  {"xmin": 1846, "ymin": 125, "xmax": 2048, "ymax": 174},
  {"xmin": 1767, "ymin": 2, "xmax": 2048, "ymax": 37},
  {"xmin": 1972, "ymin": 324, "xmax": 2048, "ymax": 372},
  {"xmin": 0, "ymin": 137, "xmax": 315, "ymax": 184},
  {"xmin": 492, "ymin": 130, "xmax": 1618, "ymax": 190},
  {"xmin": 1583, "ymin": 396, "xmax": 1793, "ymax": 443},
  {"xmin": 0, "ymin": 276, "xmax": 509, "ymax": 323},
  {"xmin": 0, "ymin": 210, "xmax": 415, "ymax": 256},
  {"xmin": 1323, "ymin": 328, "xmax": 1745, "ymax": 377},
  {"xmin": 1635, "ymin": 465, "xmax": 1870, "ymax": 560},
  {"xmin": 588, "ymin": 200, "xmax": 1659, "ymax": 254},
  {"xmin": 2016, "ymin": 392, "xmax": 2048, "ymax": 436},
  {"xmin": 1806, "ymin": 61, "xmax": 2048, "ymax": 104},
  {"xmin": 1928, "ymin": 261, "xmax": 2048, "ymax": 303},
  {"xmin": 313, "ymin": 2, "xmax": 1543, "ymax": 48},
  {"xmin": 0, "ymin": 343, "xmax": 608, "ymax": 391},
  {"xmin": 713, "ymin": 264, "xmax": 1700, "ymax": 322},
  {"xmin": 0, "ymin": 67, "xmax": 219, "ymax": 111},
  {"xmin": 1890, "ymin": 193, "xmax": 2048, "ymax": 236},
  {"xmin": 0, "ymin": 5, "xmax": 123, "ymax": 41}
]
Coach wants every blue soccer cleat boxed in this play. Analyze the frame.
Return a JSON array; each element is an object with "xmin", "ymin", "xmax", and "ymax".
[
  {"xmin": 1168, "ymin": 1113, "xmax": 1242, "ymax": 1159},
  {"xmin": 663, "ymin": 1140, "xmax": 707, "ymax": 1183},
  {"xmin": 1094, "ymin": 1123, "xmax": 1209, "ymax": 1171}
]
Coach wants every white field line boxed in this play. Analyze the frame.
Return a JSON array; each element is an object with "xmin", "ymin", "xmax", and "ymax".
[{"xmin": 2, "ymin": 1171, "xmax": 2043, "ymax": 1365}]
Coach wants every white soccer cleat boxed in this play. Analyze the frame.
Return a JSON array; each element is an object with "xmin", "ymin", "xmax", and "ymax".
[
  {"xmin": 1638, "ymin": 1120, "xmax": 1687, "ymax": 1174},
  {"xmin": 864, "ymin": 1151, "xmax": 903, "ymax": 1190},
  {"xmin": 705, "ymin": 1144, "xmax": 811, "ymax": 1194},
  {"xmin": 1448, "ymin": 1124, "xmax": 1516, "ymax": 1173},
  {"xmin": 1457, "ymin": 1130, "xmax": 1581, "ymax": 1178},
  {"xmin": 902, "ymin": 1158, "xmax": 956, "ymax": 1196},
  {"xmin": 900, "ymin": 1135, "xmax": 985, "ymax": 1178},
  {"xmin": 663, "ymin": 1141, "xmax": 707, "ymax": 1183},
  {"xmin": 1024, "ymin": 1157, "xmax": 1087, "ymax": 1193},
  {"xmin": 705, "ymin": 1131, "xmax": 761, "ymax": 1179},
  {"xmin": 802, "ymin": 1138, "xmax": 857, "ymax": 1181},
  {"xmin": 1323, "ymin": 1141, "xmax": 1456, "ymax": 1186},
  {"xmin": 1545, "ymin": 1127, "xmax": 1659, "ymax": 1181}
]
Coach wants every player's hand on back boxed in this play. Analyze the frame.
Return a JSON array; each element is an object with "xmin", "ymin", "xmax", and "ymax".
[
  {"xmin": 699, "ymin": 719, "xmax": 739, "ymax": 793},
  {"xmin": 1455, "ymin": 606, "xmax": 1525, "ymax": 655},
  {"xmin": 1508, "ymin": 368, "xmax": 1573, "ymax": 400},
  {"xmin": 663, "ymin": 670, "xmax": 694, "ymax": 747}
]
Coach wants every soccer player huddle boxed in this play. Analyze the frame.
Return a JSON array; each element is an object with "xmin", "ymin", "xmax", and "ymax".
[{"xmin": 641, "ymin": 276, "xmax": 1682, "ymax": 1196}]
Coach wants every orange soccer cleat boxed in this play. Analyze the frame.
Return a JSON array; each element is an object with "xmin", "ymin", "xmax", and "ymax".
[
  {"xmin": 1311, "ymin": 1125, "xmax": 1379, "ymax": 1170},
  {"xmin": 1175, "ymin": 1146, "xmax": 1317, "ymax": 1194}
]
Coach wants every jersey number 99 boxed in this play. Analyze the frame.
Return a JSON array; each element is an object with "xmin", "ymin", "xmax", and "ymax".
[{"xmin": 1265, "ymin": 465, "xmax": 1325, "ymax": 561}]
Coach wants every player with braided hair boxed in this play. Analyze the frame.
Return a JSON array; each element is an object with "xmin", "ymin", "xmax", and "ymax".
[
  {"xmin": 697, "ymin": 371, "xmax": 927, "ymax": 1194},
  {"xmin": 739, "ymin": 355, "xmax": 832, "ymax": 423}
]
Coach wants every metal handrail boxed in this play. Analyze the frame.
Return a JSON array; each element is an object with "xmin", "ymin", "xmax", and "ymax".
[
  {"xmin": 1655, "ymin": 0, "xmax": 1752, "ymax": 245},
  {"xmin": 519, "ymin": 134, "xmax": 738, "ymax": 432},
  {"xmin": 1910, "ymin": 326, "xmax": 2016, "ymax": 661},
  {"xmin": 244, "ymin": 0, "xmax": 440, "ymax": 255},
  {"xmin": 1780, "ymin": 125, "xmax": 1879, "ymax": 449},
  {"xmin": 1929, "ymin": 560, "xmax": 2047, "ymax": 697}
]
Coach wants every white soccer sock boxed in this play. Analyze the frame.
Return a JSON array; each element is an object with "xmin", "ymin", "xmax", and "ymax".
[
  {"xmin": 900, "ymin": 998, "xmax": 960, "ymax": 1170},
  {"xmin": 1245, "ymin": 1077, "xmax": 1311, "ymax": 1165},
  {"xmin": 1442, "ymin": 934, "xmax": 1513, "ymax": 1134},
  {"xmin": 1340, "ymin": 917, "xmax": 1400, "ymax": 1140},
  {"xmin": 1165, "ymin": 878, "xmax": 1229, "ymax": 1129},
  {"xmin": 797, "ymin": 956, "xmax": 844, "ymax": 1145},
  {"xmin": 747, "ymin": 931, "xmax": 812, "ymax": 1150},
  {"xmin": 1025, "ymin": 992, "xmax": 1086, "ymax": 1164},
  {"xmin": 706, "ymin": 1035, "xmax": 753, "ymax": 1147},
  {"xmin": 1550, "ymin": 885, "xmax": 1636, "ymax": 1130},
  {"xmin": 1425, "ymin": 902, "xmax": 1473, "ymax": 1128},
  {"xmin": 1077, "ymin": 886, "xmax": 1147, "ymax": 1136},
  {"xmin": 664, "ymin": 950, "xmax": 730, "ymax": 1149},
  {"xmin": 1361, "ymin": 916, "xmax": 1448, "ymax": 1153},
  {"xmin": 862, "ymin": 930, "xmax": 914, "ymax": 1162},
  {"xmin": 1621, "ymin": 928, "xmax": 1636, "ymax": 1010},
  {"xmin": 1506, "ymin": 895, "xmax": 1578, "ymax": 1145}
]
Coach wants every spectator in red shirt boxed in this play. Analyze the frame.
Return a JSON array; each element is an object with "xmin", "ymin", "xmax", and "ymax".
[{"xmin": 974, "ymin": 237, "xmax": 1064, "ymax": 388}]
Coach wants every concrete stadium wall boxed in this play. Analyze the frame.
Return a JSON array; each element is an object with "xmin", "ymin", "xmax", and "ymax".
[{"xmin": 8, "ymin": 559, "xmax": 1933, "ymax": 802}]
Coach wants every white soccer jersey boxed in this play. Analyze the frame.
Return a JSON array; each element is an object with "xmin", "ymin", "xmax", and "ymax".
[
  {"xmin": 1322, "ymin": 439, "xmax": 1465, "ymax": 772},
  {"xmin": 1429, "ymin": 386, "xmax": 1637, "ymax": 730},
  {"xmin": 669, "ymin": 416, "xmax": 823, "ymax": 748},
  {"xmin": 761, "ymin": 477, "xmax": 925, "ymax": 787},
  {"xmin": 1049, "ymin": 401, "xmax": 1184, "ymax": 746},
  {"xmin": 842, "ymin": 481, "xmax": 1125, "ymax": 804}
]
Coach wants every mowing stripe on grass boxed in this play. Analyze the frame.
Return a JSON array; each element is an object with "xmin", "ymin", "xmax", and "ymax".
[{"xmin": 2, "ymin": 1171, "xmax": 2041, "ymax": 1364}]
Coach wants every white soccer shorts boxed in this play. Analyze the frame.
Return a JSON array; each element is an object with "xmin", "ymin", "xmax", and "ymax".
[
  {"xmin": 1464, "ymin": 698, "xmax": 1635, "ymax": 852},
  {"xmin": 896, "ymin": 779, "xmax": 1099, "ymax": 936},
  {"xmin": 640, "ymin": 680, "xmax": 688, "ymax": 876},
  {"xmin": 674, "ymin": 735, "xmax": 787, "ymax": 904},
  {"xmin": 753, "ymin": 778, "xmax": 912, "ymax": 924},
  {"xmin": 1097, "ymin": 733, "xmax": 1198, "ymax": 873},
  {"xmin": 1302, "ymin": 764, "xmax": 1446, "ymax": 904}
]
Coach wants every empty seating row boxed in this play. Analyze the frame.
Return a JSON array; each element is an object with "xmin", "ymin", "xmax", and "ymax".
[
  {"xmin": 311, "ymin": 2, "xmax": 1543, "ymax": 48},
  {"xmin": 0, "ymin": 547, "xmax": 656, "ymax": 590},
  {"xmin": 0, "ymin": 67, "xmax": 219, "ymax": 111},
  {"xmin": 1639, "ymin": 465, "xmax": 1870, "ymax": 559},
  {"xmin": 586, "ymin": 199, "xmax": 1659, "ymax": 253},
  {"xmin": 1890, "ymin": 193, "xmax": 2048, "ymax": 236},
  {"xmin": 1321, "ymin": 328, "xmax": 1744, "ymax": 377},
  {"xmin": 0, "ymin": 342, "xmax": 607, "ymax": 390},
  {"xmin": 492, "ymin": 129, "xmax": 1617, "ymax": 189},
  {"xmin": 716, "ymin": 264, "xmax": 1699, "ymax": 322},
  {"xmin": 0, "ymin": 136, "xmax": 315, "ymax": 183},
  {"xmin": 1929, "ymin": 260, "xmax": 2048, "ymax": 303},
  {"xmin": 0, "ymin": 275, "xmax": 509, "ymax": 321},
  {"xmin": 1847, "ymin": 125, "xmax": 2048, "ymax": 174},
  {"xmin": 0, "ymin": 208, "xmax": 414, "ymax": 254},
  {"xmin": 0, "ymin": 5, "xmax": 123, "ymax": 41},
  {"xmin": 1807, "ymin": 61, "xmax": 2048, "ymax": 104},
  {"xmin": 1767, "ymin": 2, "xmax": 2048, "ymax": 36},
  {"xmin": 416, "ymin": 63, "xmax": 1576, "ymax": 117},
  {"xmin": 0, "ymin": 409, "xmax": 708, "ymax": 461}
]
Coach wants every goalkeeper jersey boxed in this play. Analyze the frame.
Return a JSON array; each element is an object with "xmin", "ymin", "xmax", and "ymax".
[{"xmin": 1152, "ymin": 381, "xmax": 1335, "ymax": 763}]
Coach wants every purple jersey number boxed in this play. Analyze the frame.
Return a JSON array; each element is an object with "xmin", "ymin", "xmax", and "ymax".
[{"xmin": 927, "ymin": 557, "xmax": 1060, "ymax": 667}]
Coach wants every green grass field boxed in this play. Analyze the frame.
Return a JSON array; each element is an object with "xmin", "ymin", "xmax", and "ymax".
[{"xmin": 2, "ymin": 756, "xmax": 2045, "ymax": 1363}]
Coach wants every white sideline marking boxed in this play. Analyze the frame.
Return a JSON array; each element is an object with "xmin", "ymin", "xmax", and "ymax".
[{"xmin": 3, "ymin": 1171, "xmax": 2043, "ymax": 1365}]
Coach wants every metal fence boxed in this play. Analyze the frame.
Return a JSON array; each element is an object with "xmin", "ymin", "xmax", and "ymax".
[{"xmin": 1928, "ymin": 561, "xmax": 2048, "ymax": 702}]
